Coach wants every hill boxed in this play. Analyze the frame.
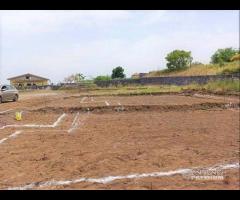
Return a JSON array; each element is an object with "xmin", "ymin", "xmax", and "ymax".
[{"xmin": 146, "ymin": 61, "xmax": 239, "ymax": 77}]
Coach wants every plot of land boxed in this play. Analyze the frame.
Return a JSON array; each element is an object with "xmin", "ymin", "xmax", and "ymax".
[{"xmin": 0, "ymin": 91, "xmax": 239, "ymax": 190}]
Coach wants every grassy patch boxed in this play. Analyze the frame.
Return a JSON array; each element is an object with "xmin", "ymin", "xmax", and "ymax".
[
  {"xmin": 58, "ymin": 79, "xmax": 239, "ymax": 96},
  {"xmin": 203, "ymin": 80, "xmax": 240, "ymax": 92},
  {"xmin": 146, "ymin": 61, "xmax": 240, "ymax": 77},
  {"xmin": 88, "ymin": 80, "xmax": 240, "ymax": 95}
]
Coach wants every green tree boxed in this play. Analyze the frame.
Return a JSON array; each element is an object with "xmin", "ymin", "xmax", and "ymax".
[
  {"xmin": 211, "ymin": 48, "xmax": 238, "ymax": 64},
  {"xmin": 165, "ymin": 50, "xmax": 192, "ymax": 71},
  {"xmin": 94, "ymin": 75, "xmax": 111, "ymax": 82},
  {"xmin": 111, "ymin": 66, "xmax": 126, "ymax": 79}
]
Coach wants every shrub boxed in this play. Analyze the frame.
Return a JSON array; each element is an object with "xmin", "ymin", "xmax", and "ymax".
[{"xmin": 94, "ymin": 75, "xmax": 111, "ymax": 82}]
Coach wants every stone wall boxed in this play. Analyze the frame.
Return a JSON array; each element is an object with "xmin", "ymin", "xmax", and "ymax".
[{"xmin": 95, "ymin": 73, "xmax": 240, "ymax": 87}]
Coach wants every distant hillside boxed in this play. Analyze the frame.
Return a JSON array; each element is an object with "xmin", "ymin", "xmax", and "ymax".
[{"xmin": 145, "ymin": 61, "xmax": 239, "ymax": 77}]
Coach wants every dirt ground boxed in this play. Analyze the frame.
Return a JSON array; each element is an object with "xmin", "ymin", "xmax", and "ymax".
[{"xmin": 0, "ymin": 91, "xmax": 239, "ymax": 190}]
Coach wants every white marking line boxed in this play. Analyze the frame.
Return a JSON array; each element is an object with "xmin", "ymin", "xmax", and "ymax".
[
  {"xmin": 192, "ymin": 93, "xmax": 226, "ymax": 100},
  {"xmin": 229, "ymin": 109, "xmax": 239, "ymax": 112},
  {"xmin": 105, "ymin": 101, "xmax": 110, "ymax": 106},
  {"xmin": 0, "ymin": 113, "xmax": 66, "ymax": 130},
  {"xmin": 193, "ymin": 94, "xmax": 239, "ymax": 103},
  {"xmin": 0, "ymin": 109, "xmax": 13, "ymax": 114},
  {"xmin": 0, "ymin": 131, "xmax": 23, "ymax": 145},
  {"xmin": 80, "ymin": 101, "xmax": 106, "ymax": 104},
  {"xmin": 80, "ymin": 97, "xmax": 87, "ymax": 103},
  {"xmin": 68, "ymin": 112, "xmax": 80, "ymax": 133},
  {"xmin": 6, "ymin": 162, "xmax": 239, "ymax": 190}
]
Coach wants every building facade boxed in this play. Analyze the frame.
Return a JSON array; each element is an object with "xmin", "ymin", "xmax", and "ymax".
[{"xmin": 8, "ymin": 73, "xmax": 49, "ymax": 88}]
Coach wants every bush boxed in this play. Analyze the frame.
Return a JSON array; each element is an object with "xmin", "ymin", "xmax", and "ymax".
[{"xmin": 94, "ymin": 75, "xmax": 111, "ymax": 82}]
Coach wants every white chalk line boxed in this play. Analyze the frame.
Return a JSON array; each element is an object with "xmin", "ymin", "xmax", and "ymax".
[
  {"xmin": 0, "ymin": 112, "xmax": 89, "ymax": 135},
  {"xmin": 0, "ymin": 109, "xmax": 13, "ymax": 115},
  {"xmin": 229, "ymin": 108, "xmax": 239, "ymax": 112},
  {"xmin": 68, "ymin": 112, "xmax": 80, "ymax": 133},
  {"xmin": 105, "ymin": 101, "xmax": 110, "ymax": 106},
  {"xmin": 80, "ymin": 97, "xmax": 87, "ymax": 103},
  {"xmin": 192, "ymin": 94, "xmax": 240, "ymax": 104},
  {"xmin": 68, "ymin": 111, "xmax": 91, "ymax": 133},
  {"xmin": 80, "ymin": 100, "xmax": 106, "ymax": 104},
  {"xmin": 0, "ymin": 131, "xmax": 23, "ymax": 145},
  {"xmin": 6, "ymin": 162, "xmax": 239, "ymax": 190},
  {"xmin": 0, "ymin": 113, "xmax": 66, "ymax": 130}
]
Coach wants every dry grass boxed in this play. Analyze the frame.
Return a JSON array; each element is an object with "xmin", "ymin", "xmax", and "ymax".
[{"xmin": 147, "ymin": 61, "xmax": 239, "ymax": 77}]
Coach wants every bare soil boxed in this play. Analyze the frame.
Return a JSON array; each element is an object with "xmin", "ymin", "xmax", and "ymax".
[{"xmin": 0, "ymin": 91, "xmax": 239, "ymax": 190}]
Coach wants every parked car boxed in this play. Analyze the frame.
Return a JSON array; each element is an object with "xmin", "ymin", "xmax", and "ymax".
[{"xmin": 0, "ymin": 85, "xmax": 19, "ymax": 103}]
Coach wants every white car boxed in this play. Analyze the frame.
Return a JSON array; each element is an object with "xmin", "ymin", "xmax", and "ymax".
[{"xmin": 0, "ymin": 85, "xmax": 19, "ymax": 103}]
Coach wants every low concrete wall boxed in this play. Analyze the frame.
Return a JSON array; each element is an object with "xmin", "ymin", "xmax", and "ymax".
[{"xmin": 95, "ymin": 73, "xmax": 240, "ymax": 87}]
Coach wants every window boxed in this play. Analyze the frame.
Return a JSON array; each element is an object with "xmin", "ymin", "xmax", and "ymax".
[
  {"xmin": 1, "ymin": 85, "xmax": 7, "ymax": 90},
  {"xmin": 26, "ymin": 76, "xmax": 30, "ymax": 80}
]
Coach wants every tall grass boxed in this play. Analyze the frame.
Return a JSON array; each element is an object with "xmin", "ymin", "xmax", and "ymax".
[{"xmin": 204, "ymin": 80, "xmax": 240, "ymax": 92}]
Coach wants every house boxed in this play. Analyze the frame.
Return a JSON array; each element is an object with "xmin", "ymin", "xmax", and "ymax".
[
  {"xmin": 8, "ymin": 73, "xmax": 50, "ymax": 88},
  {"xmin": 131, "ymin": 73, "xmax": 147, "ymax": 79}
]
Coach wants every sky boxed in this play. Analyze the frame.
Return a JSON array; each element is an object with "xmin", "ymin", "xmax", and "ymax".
[{"xmin": 0, "ymin": 10, "xmax": 239, "ymax": 84}]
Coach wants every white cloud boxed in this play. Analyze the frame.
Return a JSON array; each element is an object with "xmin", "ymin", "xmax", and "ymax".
[{"xmin": 0, "ymin": 10, "xmax": 132, "ymax": 35}]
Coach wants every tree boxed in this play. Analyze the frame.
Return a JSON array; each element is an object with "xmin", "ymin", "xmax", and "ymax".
[
  {"xmin": 94, "ymin": 75, "xmax": 111, "ymax": 82},
  {"xmin": 64, "ymin": 73, "xmax": 85, "ymax": 83},
  {"xmin": 74, "ymin": 73, "xmax": 85, "ymax": 83},
  {"xmin": 111, "ymin": 66, "xmax": 126, "ymax": 79},
  {"xmin": 211, "ymin": 48, "xmax": 238, "ymax": 64},
  {"xmin": 165, "ymin": 50, "xmax": 192, "ymax": 71}
]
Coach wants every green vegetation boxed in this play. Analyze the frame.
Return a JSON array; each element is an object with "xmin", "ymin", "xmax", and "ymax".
[
  {"xmin": 111, "ymin": 66, "xmax": 126, "ymax": 79},
  {"xmin": 204, "ymin": 80, "xmax": 240, "ymax": 92},
  {"xmin": 59, "ymin": 47, "xmax": 239, "ymax": 96},
  {"xmin": 211, "ymin": 47, "xmax": 238, "ymax": 65},
  {"xmin": 146, "ymin": 61, "xmax": 239, "ymax": 77},
  {"xmin": 165, "ymin": 50, "xmax": 193, "ymax": 71},
  {"xmin": 137, "ymin": 47, "xmax": 239, "ymax": 78},
  {"xmin": 94, "ymin": 75, "xmax": 111, "ymax": 82},
  {"xmin": 68, "ymin": 79, "xmax": 239, "ymax": 96}
]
